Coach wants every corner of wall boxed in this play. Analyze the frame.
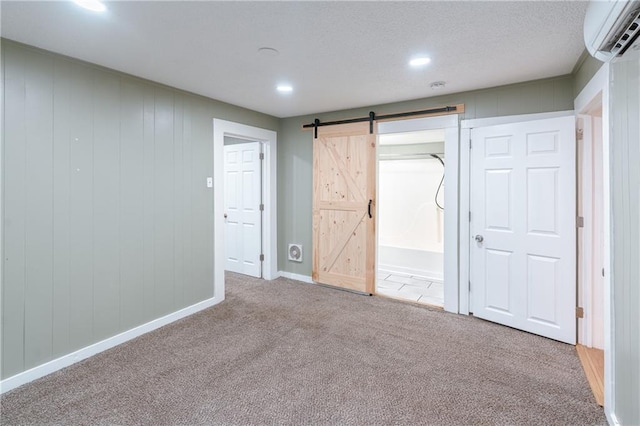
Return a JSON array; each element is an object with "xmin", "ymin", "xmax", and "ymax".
[{"xmin": 573, "ymin": 50, "xmax": 605, "ymax": 98}]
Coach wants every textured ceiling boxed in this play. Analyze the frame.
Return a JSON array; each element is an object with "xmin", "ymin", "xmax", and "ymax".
[{"xmin": 1, "ymin": 1, "xmax": 588, "ymax": 118}]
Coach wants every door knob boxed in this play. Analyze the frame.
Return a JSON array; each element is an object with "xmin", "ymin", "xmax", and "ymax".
[{"xmin": 475, "ymin": 234, "xmax": 484, "ymax": 243}]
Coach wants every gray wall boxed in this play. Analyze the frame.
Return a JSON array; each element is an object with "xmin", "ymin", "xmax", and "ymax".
[
  {"xmin": 277, "ymin": 75, "xmax": 575, "ymax": 275},
  {"xmin": 1, "ymin": 40, "xmax": 278, "ymax": 380},
  {"xmin": 610, "ymin": 57, "xmax": 640, "ymax": 425}
]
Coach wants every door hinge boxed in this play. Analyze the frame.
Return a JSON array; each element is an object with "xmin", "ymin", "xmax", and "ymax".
[
  {"xmin": 259, "ymin": 203, "xmax": 264, "ymax": 211},
  {"xmin": 469, "ymin": 211, "xmax": 472, "ymax": 222},
  {"xmin": 259, "ymin": 254, "xmax": 264, "ymax": 262},
  {"xmin": 469, "ymin": 139, "xmax": 472, "ymax": 149},
  {"xmin": 468, "ymin": 280, "xmax": 471, "ymax": 291},
  {"xmin": 576, "ymin": 307, "xmax": 584, "ymax": 318},
  {"xmin": 259, "ymin": 153, "xmax": 265, "ymax": 160},
  {"xmin": 576, "ymin": 128, "xmax": 584, "ymax": 141},
  {"xmin": 576, "ymin": 216, "xmax": 584, "ymax": 228}
]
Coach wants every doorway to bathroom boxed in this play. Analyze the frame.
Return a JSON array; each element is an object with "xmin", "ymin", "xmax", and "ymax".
[{"xmin": 376, "ymin": 129, "xmax": 446, "ymax": 307}]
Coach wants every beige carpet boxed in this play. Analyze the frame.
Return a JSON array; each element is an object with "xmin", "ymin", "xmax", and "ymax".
[{"xmin": 1, "ymin": 273, "xmax": 606, "ymax": 425}]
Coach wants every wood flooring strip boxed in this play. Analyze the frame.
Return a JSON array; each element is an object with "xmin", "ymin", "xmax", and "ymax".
[{"xmin": 576, "ymin": 344, "xmax": 604, "ymax": 406}]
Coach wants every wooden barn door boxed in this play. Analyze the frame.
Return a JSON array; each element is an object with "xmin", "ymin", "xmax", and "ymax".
[{"xmin": 312, "ymin": 122, "xmax": 376, "ymax": 293}]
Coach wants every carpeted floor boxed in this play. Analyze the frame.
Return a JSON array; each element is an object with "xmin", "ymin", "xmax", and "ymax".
[{"xmin": 1, "ymin": 273, "xmax": 606, "ymax": 425}]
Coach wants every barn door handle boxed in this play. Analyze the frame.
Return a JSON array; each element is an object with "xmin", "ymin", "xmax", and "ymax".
[{"xmin": 368, "ymin": 200, "xmax": 373, "ymax": 218}]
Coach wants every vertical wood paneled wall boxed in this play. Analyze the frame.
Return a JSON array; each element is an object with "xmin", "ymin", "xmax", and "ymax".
[
  {"xmin": 610, "ymin": 57, "xmax": 640, "ymax": 426},
  {"xmin": 1, "ymin": 40, "xmax": 278, "ymax": 380}
]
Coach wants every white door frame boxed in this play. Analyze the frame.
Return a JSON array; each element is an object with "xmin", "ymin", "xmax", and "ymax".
[
  {"xmin": 377, "ymin": 114, "xmax": 460, "ymax": 314},
  {"xmin": 574, "ymin": 63, "xmax": 613, "ymax": 419},
  {"xmin": 460, "ymin": 110, "xmax": 575, "ymax": 316},
  {"xmin": 213, "ymin": 119, "xmax": 277, "ymax": 293},
  {"xmin": 576, "ymin": 108, "xmax": 605, "ymax": 350}
]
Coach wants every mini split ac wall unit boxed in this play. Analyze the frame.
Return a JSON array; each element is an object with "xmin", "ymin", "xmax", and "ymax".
[{"xmin": 584, "ymin": 0, "xmax": 640, "ymax": 62}]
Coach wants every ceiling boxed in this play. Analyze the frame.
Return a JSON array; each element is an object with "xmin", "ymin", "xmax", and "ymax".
[{"xmin": 1, "ymin": 1, "xmax": 588, "ymax": 118}]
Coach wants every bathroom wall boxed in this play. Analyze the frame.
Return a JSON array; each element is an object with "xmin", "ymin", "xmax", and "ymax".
[{"xmin": 378, "ymin": 155, "xmax": 444, "ymax": 280}]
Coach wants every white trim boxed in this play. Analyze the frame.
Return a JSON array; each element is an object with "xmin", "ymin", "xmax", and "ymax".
[
  {"xmin": 461, "ymin": 110, "xmax": 575, "ymax": 129},
  {"xmin": 577, "ymin": 114, "xmax": 595, "ymax": 348},
  {"xmin": 0, "ymin": 20, "xmax": 4, "ymax": 370},
  {"xmin": 213, "ymin": 119, "xmax": 277, "ymax": 286},
  {"xmin": 607, "ymin": 411, "xmax": 620, "ymax": 426},
  {"xmin": 278, "ymin": 270, "xmax": 314, "ymax": 284},
  {"xmin": 0, "ymin": 296, "xmax": 222, "ymax": 394},
  {"xmin": 459, "ymin": 127, "xmax": 471, "ymax": 315},
  {"xmin": 377, "ymin": 115, "xmax": 460, "ymax": 314},
  {"xmin": 574, "ymin": 62, "xmax": 613, "ymax": 416},
  {"xmin": 442, "ymin": 124, "xmax": 459, "ymax": 314}
]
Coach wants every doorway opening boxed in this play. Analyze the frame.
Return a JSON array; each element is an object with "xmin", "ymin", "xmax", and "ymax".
[
  {"xmin": 213, "ymin": 119, "xmax": 278, "ymax": 299},
  {"xmin": 376, "ymin": 129, "xmax": 446, "ymax": 307},
  {"xmin": 223, "ymin": 137, "xmax": 264, "ymax": 278},
  {"xmin": 575, "ymin": 64, "xmax": 610, "ymax": 407}
]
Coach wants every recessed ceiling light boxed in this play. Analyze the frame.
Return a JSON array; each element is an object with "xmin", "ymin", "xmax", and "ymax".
[
  {"xmin": 73, "ymin": 0, "xmax": 106, "ymax": 12},
  {"xmin": 258, "ymin": 47, "xmax": 279, "ymax": 57},
  {"xmin": 277, "ymin": 85, "xmax": 293, "ymax": 93},
  {"xmin": 410, "ymin": 57, "xmax": 431, "ymax": 67}
]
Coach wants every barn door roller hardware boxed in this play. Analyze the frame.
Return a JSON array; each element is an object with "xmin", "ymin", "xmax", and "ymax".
[{"xmin": 304, "ymin": 105, "xmax": 460, "ymax": 139}]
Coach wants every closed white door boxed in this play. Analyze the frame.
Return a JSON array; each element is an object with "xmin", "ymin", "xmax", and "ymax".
[
  {"xmin": 224, "ymin": 142, "xmax": 262, "ymax": 277},
  {"xmin": 470, "ymin": 116, "xmax": 576, "ymax": 344}
]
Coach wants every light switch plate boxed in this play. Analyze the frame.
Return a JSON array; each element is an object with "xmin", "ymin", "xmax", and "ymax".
[{"xmin": 206, "ymin": 177, "xmax": 213, "ymax": 188}]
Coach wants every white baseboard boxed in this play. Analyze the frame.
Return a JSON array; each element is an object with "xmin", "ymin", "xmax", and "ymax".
[
  {"xmin": 606, "ymin": 410, "xmax": 619, "ymax": 426},
  {"xmin": 278, "ymin": 270, "xmax": 314, "ymax": 284},
  {"xmin": 0, "ymin": 295, "xmax": 223, "ymax": 394}
]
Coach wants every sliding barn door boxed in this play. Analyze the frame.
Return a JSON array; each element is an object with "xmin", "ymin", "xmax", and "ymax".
[{"xmin": 313, "ymin": 122, "xmax": 376, "ymax": 293}]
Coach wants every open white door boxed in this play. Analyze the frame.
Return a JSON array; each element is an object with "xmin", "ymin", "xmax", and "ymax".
[
  {"xmin": 470, "ymin": 116, "xmax": 576, "ymax": 344},
  {"xmin": 224, "ymin": 142, "xmax": 262, "ymax": 277}
]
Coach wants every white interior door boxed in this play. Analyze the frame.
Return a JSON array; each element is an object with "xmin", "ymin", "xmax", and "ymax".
[
  {"xmin": 470, "ymin": 116, "xmax": 576, "ymax": 344},
  {"xmin": 224, "ymin": 142, "xmax": 262, "ymax": 277}
]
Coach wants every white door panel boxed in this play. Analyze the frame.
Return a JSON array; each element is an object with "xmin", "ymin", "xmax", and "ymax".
[
  {"xmin": 224, "ymin": 142, "xmax": 262, "ymax": 277},
  {"xmin": 471, "ymin": 116, "xmax": 576, "ymax": 344}
]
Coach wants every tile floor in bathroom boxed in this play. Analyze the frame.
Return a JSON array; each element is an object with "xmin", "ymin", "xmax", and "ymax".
[{"xmin": 376, "ymin": 272, "xmax": 444, "ymax": 307}]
